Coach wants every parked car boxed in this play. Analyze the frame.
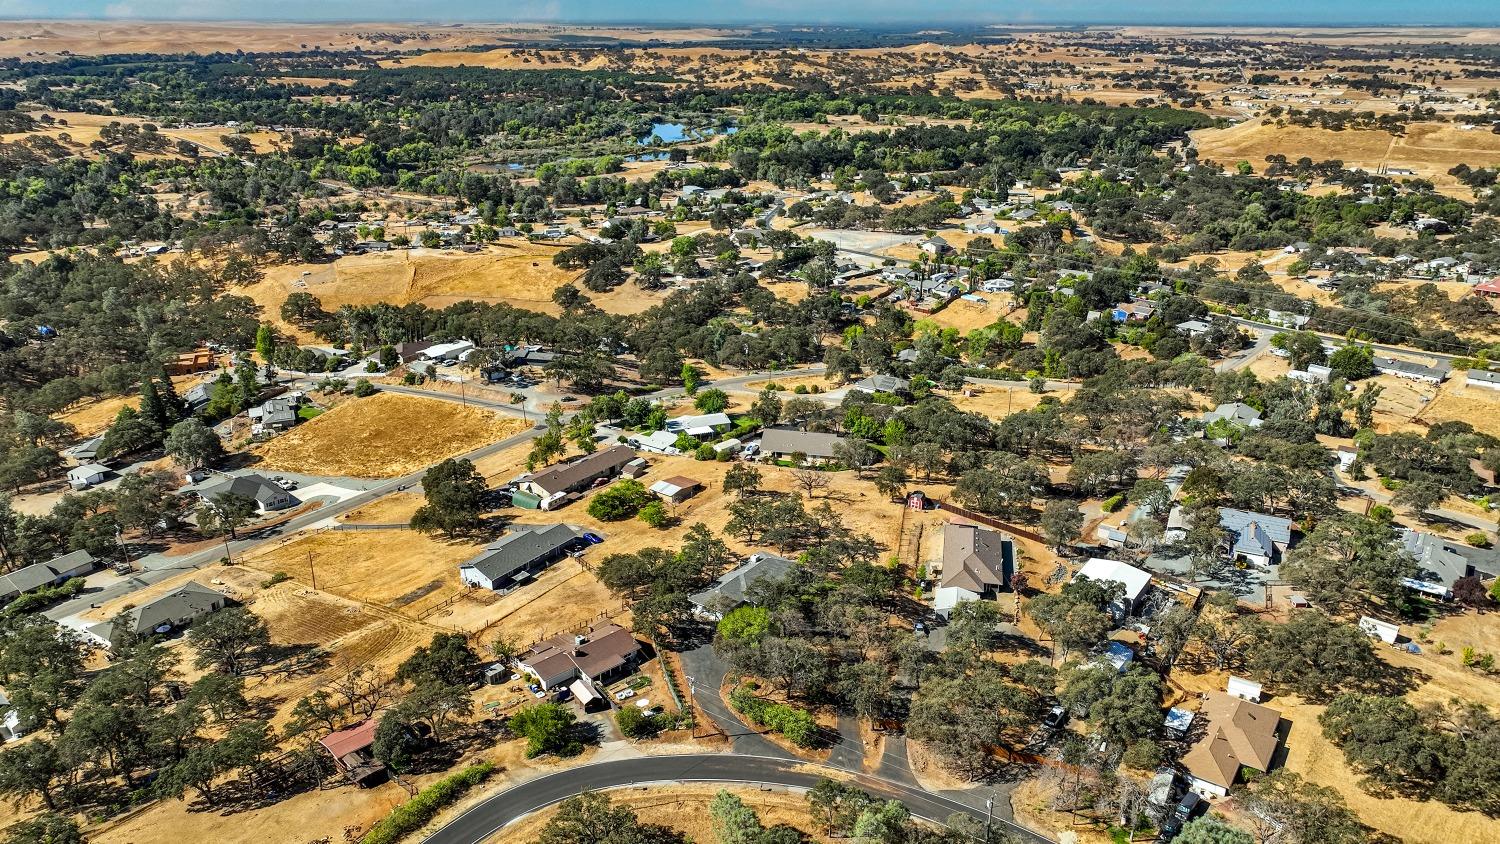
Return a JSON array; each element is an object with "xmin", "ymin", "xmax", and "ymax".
[
  {"xmin": 1160, "ymin": 792, "xmax": 1202, "ymax": 840},
  {"xmin": 1042, "ymin": 705, "xmax": 1068, "ymax": 730}
]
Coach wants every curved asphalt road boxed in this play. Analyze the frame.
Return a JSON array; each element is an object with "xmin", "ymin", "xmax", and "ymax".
[{"xmin": 423, "ymin": 754, "xmax": 1050, "ymax": 844}]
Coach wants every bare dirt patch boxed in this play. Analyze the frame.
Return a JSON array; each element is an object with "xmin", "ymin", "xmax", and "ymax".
[
  {"xmin": 249, "ymin": 392, "xmax": 529, "ymax": 478},
  {"xmin": 495, "ymin": 783, "xmax": 829, "ymax": 843}
]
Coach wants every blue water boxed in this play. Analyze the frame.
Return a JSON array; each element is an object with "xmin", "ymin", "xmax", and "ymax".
[
  {"xmin": 625, "ymin": 152, "xmax": 670, "ymax": 162},
  {"xmin": 637, "ymin": 122, "xmax": 738, "ymax": 145}
]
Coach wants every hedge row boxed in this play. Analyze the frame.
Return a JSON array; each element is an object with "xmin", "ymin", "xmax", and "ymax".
[
  {"xmin": 361, "ymin": 761, "xmax": 495, "ymax": 844},
  {"xmin": 728, "ymin": 686, "xmax": 820, "ymax": 748}
]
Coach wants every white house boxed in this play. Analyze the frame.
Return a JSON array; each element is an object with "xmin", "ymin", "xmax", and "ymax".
[
  {"xmin": 1466, "ymin": 369, "xmax": 1500, "ymax": 391},
  {"xmin": 67, "ymin": 463, "xmax": 109, "ymax": 489},
  {"xmin": 1074, "ymin": 558, "xmax": 1153, "ymax": 619}
]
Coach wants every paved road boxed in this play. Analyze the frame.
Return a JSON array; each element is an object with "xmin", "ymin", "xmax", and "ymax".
[
  {"xmin": 1228, "ymin": 316, "xmax": 1462, "ymax": 364},
  {"xmin": 43, "ymin": 417, "xmax": 548, "ymax": 627},
  {"xmin": 422, "ymin": 754, "xmax": 1048, "ymax": 844}
]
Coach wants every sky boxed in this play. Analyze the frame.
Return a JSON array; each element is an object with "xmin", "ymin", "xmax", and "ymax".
[{"xmin": 16, "ymin": 1, "xmax": 1500, "ymax": 27}]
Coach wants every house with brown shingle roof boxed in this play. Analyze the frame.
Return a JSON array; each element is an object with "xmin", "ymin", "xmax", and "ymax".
[
  {"xmin": 932, "ymin": 522, "xmax": 1014, "ymax": 619},
  {"xmin": 1182, "ymin": 691, "xmax": 1283, "ymax": 798},
  {"xmin": 517, "ymin": 623, "xmax": 642, "ymax": 690}
]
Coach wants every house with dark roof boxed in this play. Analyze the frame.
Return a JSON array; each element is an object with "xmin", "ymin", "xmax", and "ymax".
[
  {"xmin": 194, "ymin": 473, "xmax": 298, "ymax": 514},
  {"xmin": 689, "ymin": 551, "xmax": 798, "ymax": 620},
  {"xmin": 1401, "ymin": 529, "xmax": 1500, "ymax": 595},
  {"xmin": 107, "ymin": 581, "xmax": 228, "ymax": 641},
  {"xmin": 517, "ymin": 623, "xmax": 642, "ymax": 690},
  {"xmin": 520, "ymin": 445, "xmax": 635, "ymax": 509},
  {"xmin": 1201, "ymin": 402, "xmax": 1262, "ymax": 430},
  {"xmin": 932, "ymin": 523, "xmax": 1014, "ymax": 619},
  {"xmin": 757, "ymin": 428, "xmax": 848, "ymax": 464},
  {"xmin": 852, "ymin": 374, "xmax": 911, "ymax": 396},
  {"xmin": 458, "ymin": 524, "xmax": 589, "ymax": 591},
  {"xmin": 0, "ymin": 550, "xmax": 97, "ymax": 604},
  {"xmin": 248, "ymin": 396, "xmax": 299, "ymax": 433},
  {"xmin": 1374, "ymin": 355, "xmax": 1449, "ymax": 384},
  {"xmin": 1218, "ymin": 508, "xmax": 1294, "ymax": 567},
  {"xmin": 1182, "ymin": 691, "xmax": 1283, "ymax": 798}
]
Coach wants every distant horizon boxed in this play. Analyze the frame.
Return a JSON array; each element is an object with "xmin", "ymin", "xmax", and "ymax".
[{"xmin": 11, "ymin": 1, "xmax": 1500, "ymax": 30}]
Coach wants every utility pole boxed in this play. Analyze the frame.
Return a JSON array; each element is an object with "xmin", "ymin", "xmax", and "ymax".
[
  {"xmin": 984, "ymin": 795, "xmax": 994, "ymax": 844},
  {"xmin": 308, "ymin": 550, "xmax": 318, "ymax": 591}
]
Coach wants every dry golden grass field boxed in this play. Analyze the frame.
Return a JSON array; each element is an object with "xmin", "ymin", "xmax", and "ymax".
[{"xmin": 249, "ymin": 392, "xmax": 529, "ymax": 478}]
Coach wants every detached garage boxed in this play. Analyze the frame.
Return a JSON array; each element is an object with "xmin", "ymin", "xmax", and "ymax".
[{"xmin": 649, "ymin": 476, "xmax": 702, "ymax": 504}]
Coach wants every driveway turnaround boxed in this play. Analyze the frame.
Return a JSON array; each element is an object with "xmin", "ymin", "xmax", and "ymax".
[{"xmin": 422, "ymin": 754, "xmax": 1049, "ymax": 844}]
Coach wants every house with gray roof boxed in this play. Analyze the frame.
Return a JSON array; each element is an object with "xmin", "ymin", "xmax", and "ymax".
[
  {"xmin": 757, "ymin": 428, "xmax": 849, "ymax": 464},
  {"xmin": 1202, "ymin": 402, "xmax": 1263, "ymax": 430},
  {"xmin": 1374, "ymin": 356, "xmax": 1449, "ymax": 384},
  {"xmin": 1219, "ymin": 508, "xmax": 1294, "ymax": 567},
  {"xmin": 1401, "ymin": 529, "xmax": 1500, "ymax": 595},
  {"xmin": 852, "ymin": 374, "xmax": 912, "ymax": 396},
  {"xmin": 105, "ymin": 581, "xmax": 228, "ymax": 641},
  {"xmin": 458, "ymin": 524, "xmax": 589, "ymax": 591},
  {"xmin": 195, "ymin": 473, "xmax": 298, "ymax": 514},
  {"xmin": 0, "ymin": 550, "xmax": 97, "ymax": 604},
  {"xmin": 689, "ymin": 551, "xmax": 798, "ymax": 620},
  {"xmin": 249, "ymin": 397, "xmax": 299, "ymax": 433}
]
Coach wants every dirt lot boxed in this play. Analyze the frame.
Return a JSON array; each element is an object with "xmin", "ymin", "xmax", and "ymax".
[
  {"xmin": 244, "ymin": 244, "xmax": 664, "ymax": 338},
  {"xmin": 496, "ymin": 783, "xmax": 829, "ymax": 843},
  {"xmin": 57, "ymin": 373, "xmax": 216, "ymax": 437},
  {"xmin": 1191, "ymin": 120, "xmax": 1500, "ymax": 195},
  {"xmin": 1411, "ymin": 378, "xmax": 1500, "ymax": 438},
  {"xmin": 235, "ymin": 527, "xmax": 483, "ymax": 620},
  {"xmin": 249, "ymin": 392, "xmax": 529, "ymax": 478},
  {"xmin": 949, "ymin": 385, "xmax": 1049, "ymax": 419},
  {"xmin": 927, "ymin": 295, "xmax": 1015, "ymax": 333}
]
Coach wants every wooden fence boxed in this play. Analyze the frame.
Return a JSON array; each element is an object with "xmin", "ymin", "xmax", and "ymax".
[{"xmin": 934, "ymin": 500, "xmax": 1047, "ymax": 544}]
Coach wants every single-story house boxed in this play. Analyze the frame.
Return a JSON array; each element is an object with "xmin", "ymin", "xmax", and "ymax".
[
  {"xmin": 182, "ymin": 383, "xmax": 213, "ymax": 413},
  {"xmin": 111, "ymin": 581, "xmax": 228, "ymax": 640},
  {"xmin": 1466, "ymin": 369, "xmax": 1500, "ymax": 391},
  {"xmin": 757, "ymin": 428, "xmax": 848, "ymax": 464},
  {"xmin": 517, "ymin": 623, "xmax": 642, "ymax": 690},
  {"xmin": 0, "ymin": 550, "xmax": 97, "ymax": 603},
  {"xmin": 852, "ymin": 374, "xmax": 911, "ymax": 396},
  {"xmin": 1472, "ymin": 277, "xmax": 1500, "ymax": 299},
  {"xmin": 1175, "ymin": 319, "xmax": 1211, "ymax": 337},
  {"xmin": 1182, "ymin": 691, "xmax": 1283, "ymax": 798},
  {"xmin": 520, "ymin": 445, "xmax": 636, "ymax": 509},
  {"xmin": 932, "ymin": 522, "xmax": 1015, "ymax": 619},
  {"xmin": 420, "ymin": 340, "xmax": 476, "ymax": 363},
  {"xmin": 1110, "ymin": 301, "xmax": 1156, "ymax": 323},
  {"xmin": 1201, "ymin": 402, "xmax": 1262, "ymax": 430},
  {"xmin": 1374, "ymin": 355, "xmax": 1449, "ymax": 384},
  {"xmin": 67, "ymin": 463, "xmax": 110, "ymax": 490},
  {"xmin": 195, "ymin": 473, "xmax": 298, "ymax": 514},
  {"xmin": 1218, "ymin": 508, "xmax": 1294, "ymax": 567},
  {"xmin": 248, "ymin": 396, "xmax": 299, "ymax": 433},
  {"xmin": 626, "ymin": 430, "xmax": 681, "ymax": 455},
  {"xmin": 393, "ymin": 340, "xmax": 437, "ymax": 363},
  {"xmin": 1074, "ymin": 558, "xmax": 1153, "ymax": 619},
  {"xmin": 1287, "ymin": 363, "xmax": 1332, "ymax": 384},
  {"xmin": 689, "ymin": 551, "xmax": 798, "ymax": 620},
  {"xmin": 1401, "ymin": 529, "xmax": 1500, "ymax": 595},
  {"xmin": 1096, "ymin": 520, "xmax": 1129, "ymax": 548},
  {"xmin": 459, "ymin": 524, "xmax": 590, "ymax": 591},
  {"xmin": 318, "ymin": 719, "xmax": 388, "ymax": 787},
  {"xmin": 649, "ymin": 476, "xmax": 702, "ymax": 504},
  {"xmin": 664, "ymin": 413, "xmax": 732, "ymax": 439},
  {"xmin": 64, "ymin": 435, "xmax": 104, "ymax": 462}
]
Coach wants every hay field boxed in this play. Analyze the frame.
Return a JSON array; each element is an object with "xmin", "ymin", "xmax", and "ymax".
[
  {"xmin": 1412, "ymin": 378, "xmax": 1500, "ymax": 438},
  {"xmin": 1191, "ymin": 120, "xmax": 1500, "ymax": 194},
  {"xmin": 237, "ymin": 527, "xmax": 481, "ymax": 618},
  {"xmin": 247, "ymin": 245, "xmax": 663, "ymax": 336},
  {"xmin": 249, "ymin": 392, "xmax": 529, "ymax": 478}
]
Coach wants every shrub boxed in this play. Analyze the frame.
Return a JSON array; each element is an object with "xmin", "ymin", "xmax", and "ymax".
[
  {"xmin": 728, "ymin": 685, "xmax": 821, "ymax": 748},
  {"xmin": 587, "ymin": 479, "xmax": 652, "ymax": 521},
  {"xmin": 1102, "ymin": 494, "xmax": 1126, "ymax": 513},
  {"xmin": 360, "ymin": 762, "xmax": 495, "ymax": 844},
  {"xmin": 1, "ymin": 577, "xmax": 85, "ymax": 617},
  {"xmin": 616, "ymin": 706, "xmax": 661, "ymax": 740},
  {"xmin": 695, "ymin": 444, "xmax": 716, "ymax": 460},
  {"xmin": 259, "ymin": 572, "xmax": 291, "ymax": 589},
  {"xmin": 793, "ymin": 384, "xmax": 808, "ymax": 394},
  {"xmin": 1466, "ymin": 533, "xmax": 1493, "ymax": 549},
  {"xmin": 353, "ymin": 379, "xmax": 377, "ymax": 397}
]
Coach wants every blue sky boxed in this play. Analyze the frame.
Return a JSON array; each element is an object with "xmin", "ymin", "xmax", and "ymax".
[{"xmin": 19, "ymin": 1, "xmax": 1500, "ymax": 26}]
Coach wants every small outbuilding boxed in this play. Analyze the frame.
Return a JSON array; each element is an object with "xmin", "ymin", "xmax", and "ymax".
[{"xmin": 649, "ymin": 476, "xmax": 702, "ymax": 504}]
